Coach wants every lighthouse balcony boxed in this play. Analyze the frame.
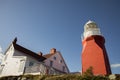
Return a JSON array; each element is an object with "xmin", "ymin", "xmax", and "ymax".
[{"xmin": 83, "ymin": 30, "xmax": 101, "ymax": 39}]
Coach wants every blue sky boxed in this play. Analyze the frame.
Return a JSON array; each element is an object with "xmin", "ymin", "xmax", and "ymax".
[{"xmin": 0, "ymin": 0, "xmax": 120, "ymax": 74}]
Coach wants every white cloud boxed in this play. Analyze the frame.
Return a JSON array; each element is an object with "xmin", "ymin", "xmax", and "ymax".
[
  {"xmin": 0, "ymin": 46, "xmax": 2, "ymax": 53},
  {"xmin": 111, "ymin": 64, "xmax": 120, "ymax": 68}
]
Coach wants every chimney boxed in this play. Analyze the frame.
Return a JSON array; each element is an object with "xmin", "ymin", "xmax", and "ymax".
[
  {"xmin": 38, "ymin": 52, "xmax": 43, "ymax": 56},
  {"xmin": 50, "ymin": 48, "xmax": 56, "ymax": 54},
  {"xmin": 13, "ymin": 37, "xmax": 17, "ymax": 44}
]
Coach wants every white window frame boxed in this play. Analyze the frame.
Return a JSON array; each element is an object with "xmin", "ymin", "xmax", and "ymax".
[{"xmin": 18, "ymin": 60, "xmax": 25, "ymax": 72}]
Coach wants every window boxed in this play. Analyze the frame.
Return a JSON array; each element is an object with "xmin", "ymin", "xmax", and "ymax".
[
  {"xmin": 59, "ymin": 60, "xmax": 62, "ymax": 63},
  {"xmin": 53, "ymin": 56, "xmax": 56, "ymax": 60},
  {"xmin": 0, "ymin": 65, "xmax": 4, "ymax": 74},
  {"xmin": 50, "ymin": 60, "xmax": 53, "ymax": 67},
  {"xmin": 29, "ymin": 61, "xmax": 34, "ymax": 66},
  {"xmin": 19, "ymin": 60, "xmax": 25, "ymax": 72}
]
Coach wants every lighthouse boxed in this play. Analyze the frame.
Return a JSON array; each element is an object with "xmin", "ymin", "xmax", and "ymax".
[{"xmin": 81, "ymin": 20, "xmax": 111, "ymax": 75}]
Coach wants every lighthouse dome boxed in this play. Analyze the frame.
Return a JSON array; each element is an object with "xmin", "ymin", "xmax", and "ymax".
[
  {"xmin": 83, "ymin": 20, "xmax": 101, "ymax": 39},
  {"xmin": 84, "ymin": 20, "xmax": 98, "ymax": 31}
]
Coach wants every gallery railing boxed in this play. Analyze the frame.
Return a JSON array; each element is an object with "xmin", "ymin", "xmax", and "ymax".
[{"xmin": 25, "ymin": 63, "xmax": 65, "ymax": 75}]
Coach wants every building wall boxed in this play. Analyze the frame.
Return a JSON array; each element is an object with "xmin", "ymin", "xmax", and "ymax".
[
  {"xmin": 44, "ymin": 52, "xmax": 69, "ymax": 73},
  {"xmin": 0, "ymin": 44, "xmax": 27, "ymax": 76},
  {"xmin": 0, "ymin": 57, "xmax": 26, "ymax": 77}
]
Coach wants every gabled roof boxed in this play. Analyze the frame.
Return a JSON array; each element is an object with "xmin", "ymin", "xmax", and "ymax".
[{"xmin": 12, "ymin": 38, "xmax": 46, "ymax": 61}]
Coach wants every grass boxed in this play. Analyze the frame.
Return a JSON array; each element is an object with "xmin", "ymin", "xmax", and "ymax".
[{"xmin": 0, "ymin": 74, "xmax": 112, "ymax": 80}]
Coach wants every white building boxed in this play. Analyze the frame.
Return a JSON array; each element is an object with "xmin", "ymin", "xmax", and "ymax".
[{"xmin": 0, "ymin": 38, "xmax": 69, "ymax": 77}]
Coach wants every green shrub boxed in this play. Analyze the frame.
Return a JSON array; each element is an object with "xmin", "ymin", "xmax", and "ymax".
[{"xmin": 0, "ymin": 74, "xmax": 117, "ymax": 80}]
